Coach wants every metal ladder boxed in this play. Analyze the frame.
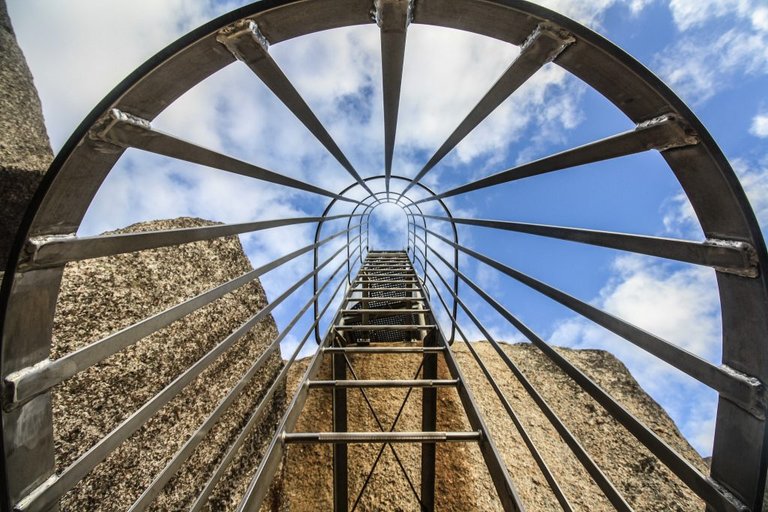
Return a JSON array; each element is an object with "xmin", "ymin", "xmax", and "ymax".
[{"xmin": 275, "ymin": 250, "xmax": 523, "ymax": 511}]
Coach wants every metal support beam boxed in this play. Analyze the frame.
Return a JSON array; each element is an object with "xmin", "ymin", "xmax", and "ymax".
[{"xmin": 333, "ymin": 346, "xmax": 348, "ymax": 512}]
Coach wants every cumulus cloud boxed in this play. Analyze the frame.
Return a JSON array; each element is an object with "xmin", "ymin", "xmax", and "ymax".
[
  {"xmin": 550, "ymin": 146, "xmax": 768, "ymax": 457},
  {"xmin": 550, "ymin": 253, "xmax": 722, "ymax": 455},
  {"xmin": 667, "ymin": 0, "xmax": 754, "ymax": 31},
  {"xmin": 654, "ymin": 0, "xmax": 768, "ymax": 105},
  {"xmin": 751, "ymin": 112, "xmax": 768, "ymax": 138}
]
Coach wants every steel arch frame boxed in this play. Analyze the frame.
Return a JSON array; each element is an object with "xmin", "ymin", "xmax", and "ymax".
[
  {"xmin": 0, "ymin": 0, "xmax": 766, "ymax": 510},
  {"xmin": 312, "ymin": 174, "xmax": 460, "ymax": 345}
]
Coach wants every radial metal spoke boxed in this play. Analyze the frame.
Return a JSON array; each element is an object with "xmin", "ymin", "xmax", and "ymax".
[
  {"xmin": 14, "ymin": 238, "xmax": 354, "ymax": 512},
  {"xmin": 414, "ymin": 114, "xmax": 699, "ymax": 204},
  {"xmin": 425, "ymin": 250, "xmax": 742, "ymax": 512},
  {"xmin": 188, "ymin": 257, "xmax": 352, "ymax": 512},
  {"xmin": 421, "ymin": 228, "xmax": 766, "ymax": 417},
  {"xmin": 426, "ymin": 271, "xmax": 574, "ymax": 511},
  {"xmin": 94, "ymin": 109, "xmax": 358, "ymax": 202},
  {"xmin": 217, "ymin": 20, "xmax": 373, "ymax": 196},
  {"xmin": 130, "ymin": 244, "xmax": 357, "ymax": 511},
  {"xmin": 397, "ymin": 24, "xmax": 574, "ymax": 200},
  {"xmin": 5, "ymin": 227, "xmax": 360, "ymax": 407},
  {"xmin": 22, "ymin": 214, "xmax": 357, "ymax": 268},
  {"xmin": 375, "ymin": 0, "xmax": 411, "ymax": 197},
  {"xmin": 423, "ymin": 214, "xmax": 757, "ymax": 276},
  {"xmin": 308, "ymin": 379, "xmax": 458, "ymax": 388}
]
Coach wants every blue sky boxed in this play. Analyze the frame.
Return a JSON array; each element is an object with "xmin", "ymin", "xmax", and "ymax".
[{"xmin": 8, "ymin": 0, "xmax": 768, "ymax": 457}]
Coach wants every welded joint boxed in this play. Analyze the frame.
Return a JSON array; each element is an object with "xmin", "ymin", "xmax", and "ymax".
[
  {"xmin": 89, "ymin": 108, "xmax": 151, "ymax": 151},
  {"xmin": 14, "ymin": 474, "xmax": 58, "ymax": 512},
  {"xmin": 372, "ymin": 0, "xmax": 414, "ymax": 31},
  {"xmin": 636, "ymin": 113, "xmax": 700, "ymax": 151},
  {"xmin": 217, "ymin": 19, "xmax": 269, "ymax": 61},
  {"xmin": 719, "ymin": 364, "xmax": 768, "ymax": 419},
  {"xmin": 17, "ymin": 233, "xmax": 76, "ymax": 271},
  {"xmin": 706, "ymin": 238, "xmax": 759, "ymax": 278},
  {"xmin": 521, "ymin": 23, "xmax": 575, "ymax": 63},
  {"xmin": 3, "ymin": 359, "xmax": 52, "ymax": 410},
  {"xmin": 706, "ymin": 476, "xmax": 750, "ymax": 512}
]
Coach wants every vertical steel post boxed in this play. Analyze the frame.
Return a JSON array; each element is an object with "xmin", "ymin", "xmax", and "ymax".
[
  {"xmin": 332, "ymin": 343, "xmax": 348, "ymax": 512},
  {"xmin": 420, "ymin": 328, "xmax": 438, "ymax": 511}
]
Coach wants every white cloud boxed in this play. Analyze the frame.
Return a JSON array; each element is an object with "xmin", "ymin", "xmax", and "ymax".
[
  {"xmin": 655, "ymin": 28, "xmax": 768, "ymax": 104},
  {"xmin": 667, "ymin": 0, "xmax": 754, "ymax": 31},
  {"xmin": 751, "ymin": 112, "xmax": 768, "ymax": 138},
  {"xmin": 653, "ymin": 0, "xmax": 768, "ymax": 105},
  {"xmin": 550, "ymin": 254, "xmax": 722, "ymax": 455},
  {"xmin": 6, "ymin": 0, "xmax": 249, "ymax": 150},
  {"xmin": 731, "ymin": 156, "xmax": 768, "ymax": 233}
]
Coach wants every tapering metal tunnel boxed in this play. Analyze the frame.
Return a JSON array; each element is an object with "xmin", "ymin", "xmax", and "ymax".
[{"xmin": 2, "ymin": 0, "xmax": 768, "ymax": 511}]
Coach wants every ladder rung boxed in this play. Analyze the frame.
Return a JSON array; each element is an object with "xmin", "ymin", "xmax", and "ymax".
[
  {"xmin": 340, "ymin": 309, "xmax": 430, "ymax": 314},
  {"xmin": 353, "ymin": 280, "xmax": 418, "ymax": 284},
  {"xmin": 308, "ymin": 379, "xmax": 459, "ymax": 388},
  {"xmin": 347, "ymin": 297, "xmax": 426, "ymax": 302},
  {"xmin": 283, "ymin": 431, "xmax": 481, "ymax": 443},
  {"xmin": 324, "ymin": 347, "xmax": 444, "ymax": 354},
  {"xmin": 348, "ymin": 287, "xmax": 420, "ymax": 292},
  {"xmin": 334, "ymin": 325, "xmax": 434, "ymax": 331}
]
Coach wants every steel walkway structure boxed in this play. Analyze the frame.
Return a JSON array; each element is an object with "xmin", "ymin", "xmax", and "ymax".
[
  {"xmin": 240, "ymin": 250, "xmax": 521, "ymax": 511},
  {"xmin": 2, "ymin": 0, "xmax": 768, "ymax": 511}
]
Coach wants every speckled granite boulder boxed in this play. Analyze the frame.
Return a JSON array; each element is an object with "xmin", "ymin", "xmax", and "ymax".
[
  {"xmin": 280, "ymin": 341, "xmax": 709, "ymax": 511},
  {"xmin": 51, "ymin": 218, "xmax": 285, "ymax": 511},
  {"xmin": 0, "ymin": 0, "xmax": 52, "ymax": 270}
]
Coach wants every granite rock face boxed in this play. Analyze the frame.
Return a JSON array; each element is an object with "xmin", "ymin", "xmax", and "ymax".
[
  {"xmin": 51, "ymin": 218, "xmax": 285, "ymax": 511},
  {"xmin": 0, "ymin": 0, "xmax": 51, "ymax": 270},
  {"xmin": 278, "ymin": 341, "xmax": 709, "ymax": 511}
]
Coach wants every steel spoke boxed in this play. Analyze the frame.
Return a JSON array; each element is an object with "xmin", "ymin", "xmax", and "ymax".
[
  {"xmin": 424, "ymin": 247, "xmax": 739, "ymax": 512},
  {"xmin": 414, "ymin": 115, "xmax": 699, "ymax": 203},
  {"xmin": 375, "ymin": 0, "xmax": 411, "ymax": 197},
  {"xmin": 95, "ymin": 109, "xmax": 359, "ymax": 202},
  {"xmin": 217, "ymin": 20, "xmax": 373, "ymax": 196},
  {"xmin": 23, "ymin": 214, "xmax": 357, "ymax": 268},
  {"xmin": 15, "ymin": 239, "xmax": 354, "ymax": 512},
  {"xmin": 422, "ymin": 214, "xmax": 757, "ymax": 276},
  {"xmin": 397, "ymin": 24, "xmax": 574, "ymax": 200},
  {"xmin": 427, "ymin": 270, "xmax": 565, "ymax": 495},
  {"xmin": 6, "ymin": 227, "xmax": 360, "ymax": 407},
  {"xmin": 421, "ymin": 228, "xmax": 765, "ymax": 417}
]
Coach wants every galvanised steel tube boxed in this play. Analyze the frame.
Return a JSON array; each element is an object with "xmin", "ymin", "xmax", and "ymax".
[
  {"xmin": 13, "ymin": 236, "xmax": 357, "ymax": 512},
  {"xmin": 422, "ymin": 214, "xmax": 756, "ymax": 275},
  {"xmin": 426, "ymin": 272, "xmax": 573, "ymax": 511},
  {"xmin": 422, "ymin": 227, "xmax": 764, "ymax": 417},
  {"xmin": 424, "ymin": 258, "xmax": 622, "ymax": 511},
  {"xmin": 22, "ymin": 214, "xmax": 360, "ymax": 269},
  {"xmin": 183, "ymin": 244, "xmax": 358, "ymax": 512},
  {"xmin": 5, "ymin": 225, "xmax": 360, "ymax": 407},
  {"xmin": 424, "ymin": 246, "xmax": 741, "ymax": 512},
  {"xmin": 411, "ymin": 116, "xmax": 699, "ymax": 206}
]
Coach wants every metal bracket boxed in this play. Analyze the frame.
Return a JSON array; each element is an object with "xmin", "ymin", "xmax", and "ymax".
[
  {"xmin": 637, "ymin": 113, "xmax": 700, "ymax": 151},
  {"xmin": 706, "ymin": 476, "xmax": 750, "ymax": 512},
  {"xmin": 89, "ymin": 108, "xmax": 152, "ymax": 151},
  {"xmin": 217, "ymin": 19, "xmax": 269, "ymax": 61},
  {"xmin": 719, "ymin": 364, "xmax": 768, "ymax": 419},
  {"xmin": 707, "ymin": 238, "xmax": 760, "ymax": 278},
  {"xmin": 372, "ymin": 0, "xmax": 414, "ymax": 31},
  {"xmin": 521, "ymin": 23, "xmax": 575, "ymax": 63},
  {"xmin": 16, "ymin": 234, "xmax": 76, "ymax": 272}
]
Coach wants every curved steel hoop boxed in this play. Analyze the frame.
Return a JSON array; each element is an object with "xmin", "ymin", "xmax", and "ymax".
[{"xmin": 1, "ymin": 0, "xmax": 767, "ymax": 511}]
